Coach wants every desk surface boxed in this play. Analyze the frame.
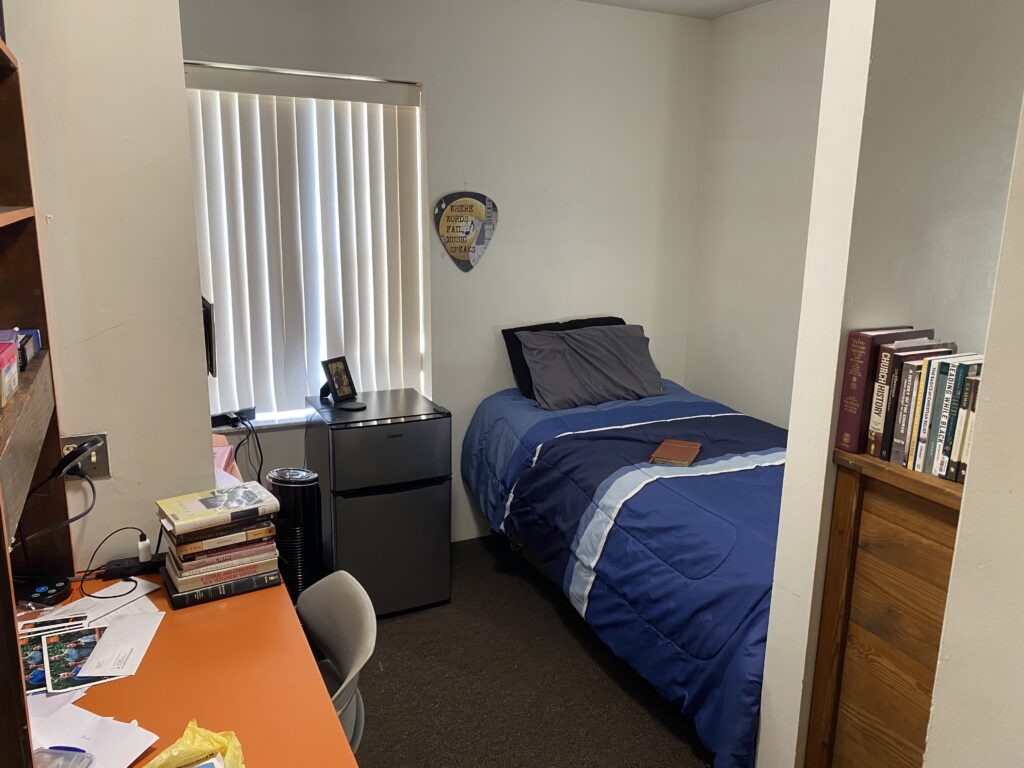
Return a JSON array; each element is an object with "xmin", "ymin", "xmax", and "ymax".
[{"xmin": 70, "ymin": 576, "xmax": 358, "ymax": 767}]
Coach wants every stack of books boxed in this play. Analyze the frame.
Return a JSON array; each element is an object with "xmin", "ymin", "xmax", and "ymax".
[
  {"xmin": 156, "ymin": 481, "xmax": 282, "ymax": 608},
  {"xmin": 835, "ymin": 326, "xmax": 982, "ymax": 483}
]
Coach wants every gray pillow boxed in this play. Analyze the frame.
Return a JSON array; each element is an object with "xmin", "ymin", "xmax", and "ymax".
[{"xmin": 515, "ymin": 324, "xmax": 664, "ymax": 410}]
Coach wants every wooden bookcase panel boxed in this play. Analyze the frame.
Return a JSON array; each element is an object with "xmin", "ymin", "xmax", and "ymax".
[
  {"xmin": 0, "ymin": 67, "xmax": 32, "ymax": 206},
  {"xmin": 0, "ymin": 39, "xmax": 69, "ymax": 768},
  {"xmin": 806, "ymin": 451, "xmax": 960, "ymax": 768},
  {"xmin": 0, "ymin": 218, "xmax": 50, "ymax": 345}
]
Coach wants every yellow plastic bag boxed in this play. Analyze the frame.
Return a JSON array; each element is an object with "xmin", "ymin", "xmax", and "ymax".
[{"xmin": 142, "ymin": 719, "xmax": 245, "ymax": 768}]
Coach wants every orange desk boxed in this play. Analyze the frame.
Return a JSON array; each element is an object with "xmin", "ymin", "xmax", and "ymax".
[{"xmin": 65, "ymin": 576, "xmax": 358, "ymax": 767}]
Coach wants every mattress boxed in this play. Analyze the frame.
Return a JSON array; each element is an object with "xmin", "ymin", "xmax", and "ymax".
[{"xmin": 461, "ymin": 381, "xmax": 786, "ymax": 768}]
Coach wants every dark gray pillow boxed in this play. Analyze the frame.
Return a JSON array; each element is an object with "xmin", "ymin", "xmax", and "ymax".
[{"xmin": 515, "ymin": 324, "xmax": 663, "ymax": 410}]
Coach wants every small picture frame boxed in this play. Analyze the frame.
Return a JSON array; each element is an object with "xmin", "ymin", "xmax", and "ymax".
[{"xmin": 321, "ymin": 356, "xmax": 357, "ymax": 402}]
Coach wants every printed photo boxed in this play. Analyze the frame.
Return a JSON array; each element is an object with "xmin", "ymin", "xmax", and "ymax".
[
  {"xmin": 18, "ymin": 612, "xmax": 88, "ymax": 637},
  {"xmin": 19, "ymin": 634, "xmax": 47, "ymax": 694},
  {"xmin": 42, "ymin": 627, "xmax": 118, "ymax": 693}
]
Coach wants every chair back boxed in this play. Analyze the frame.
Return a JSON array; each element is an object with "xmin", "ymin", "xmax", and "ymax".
[{"xmin": 297, "ymin": 571, "xmax": 377, "ymax": 706}]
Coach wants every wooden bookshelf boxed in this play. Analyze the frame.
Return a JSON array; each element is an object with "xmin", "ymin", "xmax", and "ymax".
[
  {"xmin": 831, "ymin": 449, "xmax": 963, "ymax": 510},
  {"xmin": 0, "ymin": 36, "xmax": 68, "ymax": 768},
  {"xmin": 0, "ymin": 39, "xmax": 17, "ymax": 71},
  {"xmin": 806, "ymin": 450, "xmax": 961, "ymax": 768},
  {"xmin": 0, "ymin": 205, "xmax": 31, "ymax": 228},
  {"xmin": 0, "ymin": 351, "xmax": 54, "ymax": 535}
]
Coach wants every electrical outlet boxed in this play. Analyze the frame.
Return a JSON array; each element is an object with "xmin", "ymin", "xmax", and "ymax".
[{"xmin": 60, "ymin": 433, "xmax": 110, "ymax": 478}]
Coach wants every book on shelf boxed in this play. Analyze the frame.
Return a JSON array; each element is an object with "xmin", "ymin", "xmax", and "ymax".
[
  {"xmin": 156, "ymin": 481, "xmax": 279, "ymax": 536},
  {"xmin": 946, "ymin": 375, "xmax": 979, "ymax": 482},
  {"xmin": 866, "ymin": 338, "xmax": 950, "ymax": 458},
  {"xmin": 955, "ymin": 375, "xmax": 982, "ymax": 484},
  {"xmin": 163, "ymin": 517, "xmax": 276, "ymax": 553},
  {"xmin": 932, "ymin": 356, "xmax": 983, "ymax": 477},
  {"xmin": 835, "ymin": 326, "xmax": 921, "ymax": 454},
  {"xmin": 160, "ymin": 567, "xmax": 282, "ymax": 609},
  {"xmin": 914, "ymin": 353, "xmax": 977, "ymax": 473},
  {"xmin": 649, "ymin": 439, "xmax": 701, "ymax": 467},
  {"xmin": 889, "ymin": 360, "xmax": 924, "ymax": 468},
  {"xmin": 908, "ymin": 352, "xmax": 957, "ymax": 471}
]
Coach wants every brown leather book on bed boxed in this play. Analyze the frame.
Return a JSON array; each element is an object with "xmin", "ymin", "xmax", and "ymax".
[{"xmin": 648, "ymin": 439, "xmax": 701, "ymax": 467}]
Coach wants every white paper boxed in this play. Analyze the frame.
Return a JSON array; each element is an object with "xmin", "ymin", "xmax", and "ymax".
[
  {"xmin": 91, "ymin": 595, "xmax": 160, "ymax": 627},
  {"xmin": 77, "ymin": 613, "xmax": 164, "ymax": 678},
  {"xmin": 30, "ymin": 703, "xmax": 158, "ymax": 767},
  {"xmin": 26, "ymin": 690, "xmax": 85, "ymax": 722},
  {"xmin": 46, "ymin": 580, "xmax": 160, "ymax": 627}
]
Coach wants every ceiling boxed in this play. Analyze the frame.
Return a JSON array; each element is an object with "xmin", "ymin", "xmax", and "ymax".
[{"xmin": 575, "ymin": 0, "xmax": 773, "ymax": 20}]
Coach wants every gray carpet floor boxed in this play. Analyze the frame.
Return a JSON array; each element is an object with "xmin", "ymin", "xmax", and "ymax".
[{"xmin": 356, "ymin": 536, "xmax": 712, "ymax": 767}]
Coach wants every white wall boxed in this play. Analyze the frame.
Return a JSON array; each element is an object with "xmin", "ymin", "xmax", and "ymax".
[
  {"xmin": 924, "ymin": 94, "xmax": 1024, "ymax": 768},
  {"xmin": 841, "ymin": 0, "xmax": 1024, "ymax": 351},
  {"xmin": 758, "ymin": 1, "xmax": 878, "ymax": 764},
  {"xmin": 685, "ymin": 0, "xmax": 827, "ymax": 428},
  {"xmin": 7, "ymin": 1, "xmax": 215, "ymax": 568},
  {"xmin": 178, "ymin": 0, "xmax": 710, "ymax": 540}
]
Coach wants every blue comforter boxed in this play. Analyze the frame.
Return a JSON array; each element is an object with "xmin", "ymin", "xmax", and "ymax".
[{"xmin": 461, "ymin": 381, "xmax": 786, "ymax": 767}]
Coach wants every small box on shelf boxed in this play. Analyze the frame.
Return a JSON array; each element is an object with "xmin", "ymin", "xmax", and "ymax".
[{"xmin": 0, "ymin": 341, "xmax": 19, "ymax": 406}]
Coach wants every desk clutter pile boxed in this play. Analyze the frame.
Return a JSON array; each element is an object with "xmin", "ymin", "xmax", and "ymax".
[
  {"xmin": 17, "ymin": 582, "xmax": 166, "ymax": 765},
  {"xmin": 158, "ymin": 480, "xmax": 282, "ymax": 609}
]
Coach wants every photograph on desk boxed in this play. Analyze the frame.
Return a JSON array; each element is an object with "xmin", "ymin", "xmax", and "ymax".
[
  {"xmin": 19, "ymin": 634, "xmax": 47, "ymax": 694},
  {"xmin": 41, "ymin": 627, "xmax": 122, "ymax": 693}
]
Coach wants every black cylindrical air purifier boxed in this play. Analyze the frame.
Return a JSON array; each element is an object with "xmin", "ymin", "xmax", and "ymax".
[{"xmin": 265, "ymin": 467, "xmax": 321, "ymax": 602}]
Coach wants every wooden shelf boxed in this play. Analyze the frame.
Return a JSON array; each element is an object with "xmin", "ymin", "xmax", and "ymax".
[
  {"xmin": 0, "ymin": 351, "xmax": 55, "ymax": 537},
  {"xmin": 0, "ymin": 39, "xmax": 17, "ymax": 71},
  {"xmin": 833, "ymin": 448, "xmax": 963, "ymax": 510},
  {"xmin": 0, "ymin": 206, "xmax": 33, "ymax": 229}
]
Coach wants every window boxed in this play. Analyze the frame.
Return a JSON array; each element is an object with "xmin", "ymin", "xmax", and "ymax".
[{"xmin": 185, "ymin": 63, "xmax": 429, "ymax": 417}]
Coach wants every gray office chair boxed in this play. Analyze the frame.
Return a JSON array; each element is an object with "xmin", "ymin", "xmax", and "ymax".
[{"xmin": 296, "ymin": 571, "xmax": 377, "ymax": 753}]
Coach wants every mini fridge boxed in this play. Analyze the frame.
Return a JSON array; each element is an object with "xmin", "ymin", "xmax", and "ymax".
[{"xmin": 305, "ymin": 389, "xmax": 451, "ymax": 615}]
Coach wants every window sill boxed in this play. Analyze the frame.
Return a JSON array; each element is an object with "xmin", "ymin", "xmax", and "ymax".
[{"xmin": 211, "ymin": 409, "xmax": 315, "ymax": 435}]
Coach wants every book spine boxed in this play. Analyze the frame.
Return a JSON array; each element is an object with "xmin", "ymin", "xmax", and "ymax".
[
  {"xmin": 171, "ymin": 505, "xmax": 270, "ymax": 535},
  {"xmin": 956, "ymin": 380, "xmax": 981, "ymax": 483},
  {"xmin": 168, "ymin": 570, "xmax": 282, "ymax": 609},
  {"xmin": 924, "ymin": 362, "xmax": 955, "ymax": 474},
  {"xmin": 913, "ymin": 360, "xmax": 942, "ymax": 472},
  {"xmin": 930, "ymin": 362, "xmax": 959, "ymax": 476},
  {"xmin": 908, "ymin": 362, "xmax": 931, "ymax": 469},
  {"xmin": 890, "ymin": 366, "xmax": 920, "ymax": 467},
  {"xmin": 878, "ymin": 356, "xmax": 906, "ymax": 461},
  {"xmin": 169, "ymin": 518, "xmax": 276, "ymax": 546},
  {"xmin": 173, "ymin": 528, "xmax": 275, "ymax": 558},
  {"xmin": 865, "ymin": 347, "xmax": 897, "ymax": 457},
  {"xmin": 835, "ymin": 332, "xmax": 876, "ymax": 453},
  {"xmin": 175, "ymin": 544, "xmax": 279, "ymax": 575},
  {"xmin": 938, "ymin": 362, "xmax": 980, "ymax": 478},
  {"xmin": 178, "ymin": 535, "xmax": 276, "ymax": 563},
  {"xmin": 946, "ymin": 376, "xmax": 977, "ymax": 481},
  {"xmin": 170, "ymin": 557, "xmax": 278, "ymax": 591}
]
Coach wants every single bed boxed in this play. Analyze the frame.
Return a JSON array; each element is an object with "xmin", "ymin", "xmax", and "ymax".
[{"xmin": 461, "ymin": 379, "xmax": 786, "ymax": 768}]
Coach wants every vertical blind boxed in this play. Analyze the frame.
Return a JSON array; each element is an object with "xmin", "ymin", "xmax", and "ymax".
[{"xmin": 186, "ymin": 88, "xmax": 427, "ymax": 415}]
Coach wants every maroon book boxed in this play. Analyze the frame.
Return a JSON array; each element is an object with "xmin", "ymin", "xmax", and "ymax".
[{"xmin": 835, "ymin": 327, "xmax": 919, "ymax": 453}]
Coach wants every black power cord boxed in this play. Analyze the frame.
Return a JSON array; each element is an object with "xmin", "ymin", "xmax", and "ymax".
[
  {"xmin": 78, "ymin": 526, "xmax": 148, "ymax": 599},
  {"xmin": 12, "ymin": 471, "xmax": 97, "ymax": 551}
]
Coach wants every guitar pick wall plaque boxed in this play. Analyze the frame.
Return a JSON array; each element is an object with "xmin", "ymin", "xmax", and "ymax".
[{"xmin": 433, "ymin": 192, "xmax": 498, "ymax": 272}]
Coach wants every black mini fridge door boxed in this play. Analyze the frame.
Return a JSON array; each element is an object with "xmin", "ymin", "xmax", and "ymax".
[{"xmin": 332, "ymin": 478, "xmax": 451, "ymax": 615}]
